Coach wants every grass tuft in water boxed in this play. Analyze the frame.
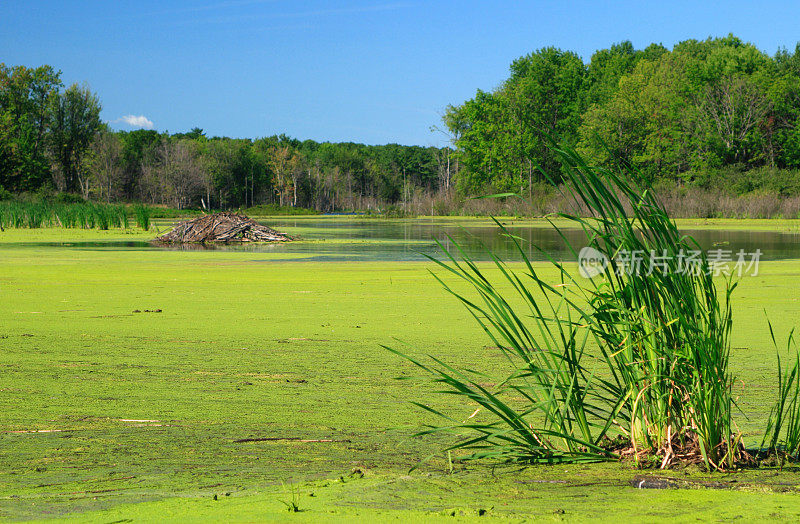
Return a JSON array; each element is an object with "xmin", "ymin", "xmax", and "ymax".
[
  {"xmin": 134, "ymin": 204, "xmax": 151, "ymax": 231},
  {"xmin": 760, "ymin": 324, "xmax": 800, "ymax": 462},
  {"xmin": 390, "ymin": 144, "xmax": 748, "ymax": 470},
  {"xmin": 0, "ymin": 201, "xmax": 153, "ymax": 231}
]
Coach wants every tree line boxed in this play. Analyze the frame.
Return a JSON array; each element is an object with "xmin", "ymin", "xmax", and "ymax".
[
  {"xmin": 1, "ymin": 63, "xmax": 455, "ymax": 211},
  {"xmin": 0, "ymin": 64, "xmax": 101, "ymax": 195},
  {"xmin": 79, "ymin": 128, "xmax": 457, "ymax": 211},
  {"xmin": 445, "ymin": 35, "xmax": 800, "ymax": 195}
]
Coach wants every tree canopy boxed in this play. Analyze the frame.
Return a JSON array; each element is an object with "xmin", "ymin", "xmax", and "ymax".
[{"xmin": 445, "ymin": 35, "xmax": 800, "ymax": 190}]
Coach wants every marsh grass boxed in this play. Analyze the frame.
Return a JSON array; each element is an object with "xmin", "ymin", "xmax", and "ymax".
[
  {"xmin": 134, "ymin": 204, "xmax": 151, "ymax": 231},
  {"xmin": 278, "ymin": 483, "xmax": 303, "ymax": 513},
  {"xmin": 0, "ymin": 201, "xmax": 154, "ymax": 230},
  {"xmin": 401, "ymin": 180, "xmax": 800, "ymax": 219},
  {"xmin": 93, "ymin": 204, "xmax": 110, "ymax": 230},
  {"xmin": 761, "ymin": 325, "xmax": 800, "ymax": 462},
  {"xmin": 118, "ymin": 205, "xmax": 130, "ymax": 229},
  {"xmin": 391, "ymin": 145, "xmax": 757, "ymax": 470}
]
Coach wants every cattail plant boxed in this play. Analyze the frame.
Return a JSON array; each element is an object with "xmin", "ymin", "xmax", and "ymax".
[
  {"xmin": 761, "ymin": 325, "xmax": 800, "ymax": 462},
  {"xmin": 0, "ymin": 200, "xmax": 143, "ymax": 230},
  {"xmin": 391, "ymin": 144, "xmax": 745, "ymax": 470},
  {"xmin": 134, "ymin": 204, "xmax": 151, "ymax": 231}
]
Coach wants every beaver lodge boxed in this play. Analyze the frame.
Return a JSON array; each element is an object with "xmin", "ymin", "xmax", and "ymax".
[{"xmin": 156, "ymin": 212, "xmax": 292, "ymax": 244}]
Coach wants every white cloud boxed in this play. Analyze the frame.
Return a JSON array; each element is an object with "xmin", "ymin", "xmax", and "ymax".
[{"xmin": 117, "ymin": 115, "xmax": 154, "ymax": 129}]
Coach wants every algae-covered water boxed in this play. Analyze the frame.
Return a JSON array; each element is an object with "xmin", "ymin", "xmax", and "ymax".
[
  {"xmin": 3, "ymin": 219, "xmax": 800, "ymax": 520},
  {"xmin": 10, "ymin": 216, "xmax": 800, "ymax": 261}
]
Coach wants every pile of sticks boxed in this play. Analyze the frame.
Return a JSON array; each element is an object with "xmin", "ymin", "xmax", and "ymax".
[{"xmin": 155, "ymin": 212, "xmax": 292, "ymax": 244}]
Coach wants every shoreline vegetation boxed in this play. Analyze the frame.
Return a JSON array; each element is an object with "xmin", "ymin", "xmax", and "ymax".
[
  {"xmin": 8, "ymin": 197, "xmax": 800, "ymax": 233},
  {"xmin": 6, "ymin": 185, "xmax": 800, "ymax": 232}
]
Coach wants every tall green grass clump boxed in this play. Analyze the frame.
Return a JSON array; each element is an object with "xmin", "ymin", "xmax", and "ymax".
[
  {"xmin": 77, "ymin": 204, "xmax": 93, "ymax": 228},
  {"xmin": 134, "ymin": 204, "xmax": 151, "ymax": 231},
  {"xmin": 0, "ymin": 200, "xmax": 140, "ymax": 230},
  {"xmin": 10, "ymin": 202, "xmax": 25, "ymax": 227},
  {"xmin": 117, "ymin": 205, "xmax": 129, "ymax": 229},
  {"xmin": 391, "ymin": 145, "xmax": 746, "ymax": 470},
  {"xmin": 25, "ymin": 201, "xmax": 49, "ymax": 228},
  {"xmin": 92, "ymin": 203, "xmax": 111, "ymax": 230},
  {"xmin": 761, "ymin": 326, "xmax": 800, "ymax": 462}
]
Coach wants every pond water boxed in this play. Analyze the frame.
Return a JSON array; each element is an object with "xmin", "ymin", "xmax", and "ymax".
[{"xmin": 12, "ymin": 218, "xmax": 800, "ymax": 263}]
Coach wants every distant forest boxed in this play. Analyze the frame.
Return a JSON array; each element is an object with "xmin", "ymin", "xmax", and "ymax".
[
  {"xmin": 6, "ymin": 34, "xmax": 800, "ymax": 217},
  {"xmin": 0, "ymin": 64, "xmax": 452, "ymax": 212}
]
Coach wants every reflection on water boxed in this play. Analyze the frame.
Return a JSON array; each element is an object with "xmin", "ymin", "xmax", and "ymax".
[{"xmin": 7, "ymin": 218, "xmax": 800, "ymax": 262}]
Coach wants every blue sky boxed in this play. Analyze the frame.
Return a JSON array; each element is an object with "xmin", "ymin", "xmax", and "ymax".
[{"xmin": 3, "ymin": 1, "xmax": 800, "ymax": 146}]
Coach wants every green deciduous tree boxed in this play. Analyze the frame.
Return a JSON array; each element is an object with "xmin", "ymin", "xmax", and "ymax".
[
  {"xmin": 445, "ymin": 47, "xmax": 586, "ymax": 192},
  {"xmin": 0, "ymin": 63, "xmax": 62, "ymax": 190},
  {"xmin": 85, "ymin": 125, "xmax": 122, "ymax": 202},
  {"xmin": 48, "ymin": 83, "xmax": 102, "ymax": 194}
]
